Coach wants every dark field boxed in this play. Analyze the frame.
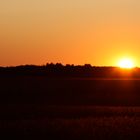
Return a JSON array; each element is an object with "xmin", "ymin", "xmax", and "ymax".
[{"xmin": 1, "ymin": 77, "xmax": 140, "ymax": 139}]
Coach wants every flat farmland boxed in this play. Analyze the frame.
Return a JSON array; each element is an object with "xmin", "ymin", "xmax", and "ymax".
[
  {"xmin": 1, "ymin": 77, "xmax": 140, "ymax": 139},
  {"xmin": 0, "ymin": 77, "xmax": 140, "ymax": 105},
  {"xmin": 1, "ymin": 105, "xmax": 140, "ymax": 139}
]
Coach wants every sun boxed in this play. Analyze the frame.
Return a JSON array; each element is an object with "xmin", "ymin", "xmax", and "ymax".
[{"xmin": 118, "ymin": 58, "xmax": 135, "ymax": 69}]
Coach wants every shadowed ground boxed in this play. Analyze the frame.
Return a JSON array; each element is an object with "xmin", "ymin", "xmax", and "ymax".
[{"xmin": 0, "ymin": 77, "xmax": 140, "ymax": 139}]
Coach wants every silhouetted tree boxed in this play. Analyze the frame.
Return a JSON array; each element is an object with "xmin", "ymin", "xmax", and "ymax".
[{"xmin": 0, "ymin": 63, "xmax": 140, "ymax": 78}]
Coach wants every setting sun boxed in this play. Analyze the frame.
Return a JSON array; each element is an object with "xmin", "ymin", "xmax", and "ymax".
[{"xmin": 118, "ymin": 58, "xmax": 135, "ymax": 69}]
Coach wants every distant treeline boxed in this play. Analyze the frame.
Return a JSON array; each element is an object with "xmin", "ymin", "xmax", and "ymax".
[{"xmin": 0, "ymin": 63, "xmax": 140, "ymax": 78}]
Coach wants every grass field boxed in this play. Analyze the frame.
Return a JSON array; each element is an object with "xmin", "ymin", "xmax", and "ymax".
[
  {"xmin": 1, "ymin": 105, "xmax": 140, "ymax": 139},
  {"xmin": 1, "ymin": 77, "xmax": 140, "ymax": 139},
  {"xmin": 1, "ymin": 77, "xmax": 140, "ymax": 106}
]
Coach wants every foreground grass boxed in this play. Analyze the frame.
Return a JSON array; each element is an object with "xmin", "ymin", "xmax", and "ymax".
[{"xmin": 1, "ymin": 106, "xmax": 140, "ymax": 139}]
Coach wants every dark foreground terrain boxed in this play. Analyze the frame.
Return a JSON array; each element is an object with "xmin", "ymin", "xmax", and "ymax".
[
  {"xmin": 1, "ymin": 105, "xmax": 140, "ymax": 139},
  {"xmin": 1, "ymin": 76, "xmax": 140, "ymax": 139}
]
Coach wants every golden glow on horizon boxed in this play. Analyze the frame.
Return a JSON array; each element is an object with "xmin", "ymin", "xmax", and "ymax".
[
  {"xmin": 118, "ymin": 58, "xmax": 135, "ymax": 69},
  {"xmin": 0, "ymin": 1, "xmax": 140, "ymax": 66}
]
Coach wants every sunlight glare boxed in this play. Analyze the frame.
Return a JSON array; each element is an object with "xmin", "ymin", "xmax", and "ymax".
[{"xmin": 118, "ymin": 58, "xmax": 135, "ymax": 69}]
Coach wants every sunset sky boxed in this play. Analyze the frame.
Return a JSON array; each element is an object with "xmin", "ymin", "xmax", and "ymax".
[{"xmin": 0, "ymin": 0, "xmax": 140, "ymax": 66}]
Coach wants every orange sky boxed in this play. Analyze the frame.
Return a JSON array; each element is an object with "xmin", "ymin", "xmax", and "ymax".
[{"xmin": 0, "ymin": 0, "xmax": 140, "ymax": 66}]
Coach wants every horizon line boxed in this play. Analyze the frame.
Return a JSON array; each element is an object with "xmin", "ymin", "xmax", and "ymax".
[{"xmin": 0, "ymin": 63, "xmax": 139, "ymax": 69}]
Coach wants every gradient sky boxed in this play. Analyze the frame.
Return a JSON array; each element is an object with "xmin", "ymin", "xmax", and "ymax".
[{"xmin": 0, "ymin": 0, "xmax": 140, "ymax": 66}]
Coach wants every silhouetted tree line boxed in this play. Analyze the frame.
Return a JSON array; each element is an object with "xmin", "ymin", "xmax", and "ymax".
[{"xmin": 0, "ymin": 63, "xmax": 140, "ymax": 78}]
